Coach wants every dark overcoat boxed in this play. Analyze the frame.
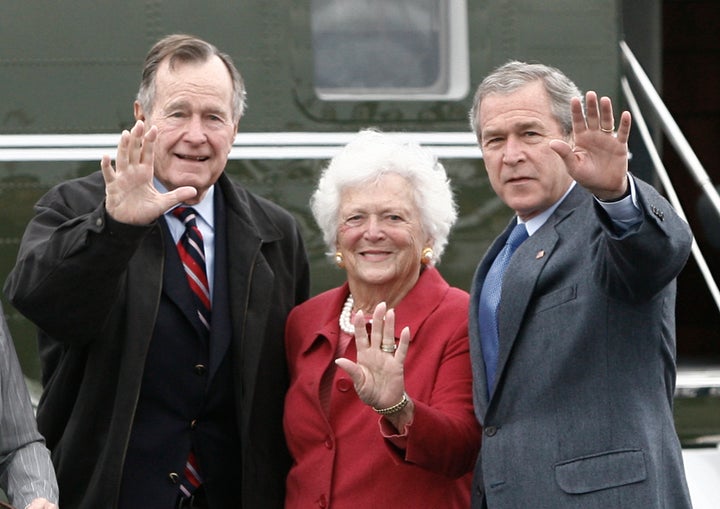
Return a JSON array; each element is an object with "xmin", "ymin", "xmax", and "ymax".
[{"xmin": 4, "ymin": 171, "xmax": 310, "ymax": 509}]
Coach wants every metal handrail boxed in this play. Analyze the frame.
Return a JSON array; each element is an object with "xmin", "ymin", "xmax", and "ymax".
[
  {"xmin": 619, "ymin": 41, "xmax": 720, "ymax": 314},
  {"xmin": 620, "ymin": 41, "xmax": 720, "ymax": 217}
]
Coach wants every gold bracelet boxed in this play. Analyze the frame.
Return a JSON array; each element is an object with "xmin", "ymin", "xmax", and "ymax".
[{"xmin": 373, "ymin": 392, "xmax": 409, "ymax": 415}]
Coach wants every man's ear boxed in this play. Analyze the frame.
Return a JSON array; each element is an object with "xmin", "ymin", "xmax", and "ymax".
[
  {"xmin": 134, "ymin": 101, "xmax": 145, "ymax": 121},
  {"xmin": 231, "ymin": 121, "xmax": 239, "ymax": 153}
]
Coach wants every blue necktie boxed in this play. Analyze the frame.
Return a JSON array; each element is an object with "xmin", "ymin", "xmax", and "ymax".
[{"xmin": 478, "ymin": 221, "xmax": 528, "ymax": 396}]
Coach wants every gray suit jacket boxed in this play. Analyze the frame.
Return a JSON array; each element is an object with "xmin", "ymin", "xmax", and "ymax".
[
  {"xmin": 469, "ymin": 178, "xmax": 693, "ymax": 508},
  {"xmin": 0, "ymin": 303, "xmax": 58, "ymax": 508}
]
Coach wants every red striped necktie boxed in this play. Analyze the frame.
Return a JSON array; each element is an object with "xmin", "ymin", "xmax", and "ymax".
[
  {"xmin": 171, "ymin": 206, "xmax": 208, "ymax": 497},
  {"xmin": 179, "ymin": 450, "xmax": 202, "ymax": 498},
  {"xmin": 172, "ymin": 206, "xmax": 211, "ymax": 333}
]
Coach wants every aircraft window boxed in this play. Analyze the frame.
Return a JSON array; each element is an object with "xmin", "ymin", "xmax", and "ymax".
[{"xmin": 310, "ymin": 0, "xmax": 468, "ymax": 101}]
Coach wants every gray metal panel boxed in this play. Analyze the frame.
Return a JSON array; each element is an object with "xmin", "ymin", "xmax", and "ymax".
[
  {"xmin": 476, "ymin": 0, "xmax": 621, "ymax": 98},
  {"xmin": 0, "ymin": 0, "xmax": 622, "ymax": 134}
]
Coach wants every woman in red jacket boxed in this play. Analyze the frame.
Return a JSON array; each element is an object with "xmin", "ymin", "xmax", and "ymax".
[{"xmin": 284, "ymin": 129, "xmax": 481, "ymax": 508}]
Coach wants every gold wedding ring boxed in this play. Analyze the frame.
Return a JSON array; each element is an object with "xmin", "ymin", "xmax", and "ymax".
[
  {"xmin": 381, "ymin": 343, "xmax": 397, "ymax": 353},
  {"xmin": 600, "ymin": 127, "xmax": 614, "ymax": 133}
]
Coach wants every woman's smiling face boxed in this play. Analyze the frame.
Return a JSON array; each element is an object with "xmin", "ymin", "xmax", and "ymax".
[{"xmin": 337, "ymin": 173, "xmax": 428, "ymax": 293}]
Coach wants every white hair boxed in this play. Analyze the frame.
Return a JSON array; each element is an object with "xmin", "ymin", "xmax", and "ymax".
[{"xmin": 310, "ymin": 129, "xmax": 458, "ymax": 265}]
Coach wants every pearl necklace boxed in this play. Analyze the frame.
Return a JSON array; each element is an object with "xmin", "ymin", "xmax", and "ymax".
[{"xmin": 339, "ymin": 294, "xmax": 355, "ymax": 335}]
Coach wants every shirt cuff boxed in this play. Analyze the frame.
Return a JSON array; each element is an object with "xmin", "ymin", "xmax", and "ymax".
[{"xmin": 595, "ymin": 175, "xmax": 642, "ymax": 232}]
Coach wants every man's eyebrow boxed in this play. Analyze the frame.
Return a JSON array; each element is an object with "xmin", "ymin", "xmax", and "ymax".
[
  {"xmin": 483, "ymin": 119, "xmax": 545, "ymax": 136},
  {"xmin": 162, "ymin": 100, "xmax": 231, "ymax": 119},
  {"xmin": 163, "ymin": 99, "xmax": 189, "ymax": 111},
  {"xmin": 515, "ymin": 119, "xmax": 544, "ymax": 131},
  {"xmin": 481, "ymin": 125, "xmax": 503, "ymax": 139}
]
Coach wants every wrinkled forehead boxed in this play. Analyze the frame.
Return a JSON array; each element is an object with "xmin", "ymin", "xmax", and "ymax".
[{"xmin": 479, "ymin": 83, "xmax": 556, "ymax": 130}]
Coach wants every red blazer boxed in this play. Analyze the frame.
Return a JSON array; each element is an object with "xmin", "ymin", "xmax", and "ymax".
[{"xmin": 284, "ymin": 267, "xmax": 481, "ymax": 509}]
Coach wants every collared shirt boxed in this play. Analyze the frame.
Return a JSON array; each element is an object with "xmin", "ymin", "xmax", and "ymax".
[
  {"xmin": 155, "ymin": 179, "xmax": 216, "ymax": 302},
  {"xmin": 522, "ymin": 176, "xmax": 641, "ymax": 236}
]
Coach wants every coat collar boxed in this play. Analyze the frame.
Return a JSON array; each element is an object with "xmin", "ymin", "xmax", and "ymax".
[
  {"xmin": 216, "ymin": 173, "xmax": 284, "ymax": 243},
  {"xmin": 300, "ymin": 267, "xmax": 450, "ymax": 355}
]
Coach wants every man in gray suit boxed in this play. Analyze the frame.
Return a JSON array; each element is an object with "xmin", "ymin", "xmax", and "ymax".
[
  {"xmin": 467, "ymin": 61, "xmax": 693, "ymax": 508},
  {"xmin": 0, "ymin": 303, "xmax": 58, "ymax": 509}
]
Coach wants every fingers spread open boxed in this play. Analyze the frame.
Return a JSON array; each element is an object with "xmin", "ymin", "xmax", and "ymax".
[
  {"xmin": 369, "ymin": 302, "xmax": 387, "ymax": 350},
  {"xmin": 381, "ymin": 308, "xmax": 398, "ymax": 353},
  {"xmin": 352, "ymin": 309, "xmax": 370, "ymax": 349},
  {"xmin": 140, "ymin": 124, "xmax": 158, "ymax": 164},
  {"xmin": 100, "ymin": 154, "xmax": 115, "ymax": 184},
  {"xmin": 394, "ymin": 326, "xmax": 411, "ymax": 364},
  {"xmin": 616, "ymin": 110, "xmax": 632, "ymax": 144},
  {"xmin": 599, "ymin": 96, "xmax": 615, "ymax": 133}
]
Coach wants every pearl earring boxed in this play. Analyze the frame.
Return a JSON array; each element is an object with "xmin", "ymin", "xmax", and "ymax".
[
  {"xmin": 335, "ymin": 252, "xmax": 344, "ymax": 267},
  {"xmin": 421, "ymin": 247, "xmax": 434, "ymax": 265}
]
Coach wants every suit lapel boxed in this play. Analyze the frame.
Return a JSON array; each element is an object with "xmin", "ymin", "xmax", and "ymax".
[
  {"xmin": 218, "ymin": 175, "xmax": 281, "ymax": 428},
  {"xmin": 207, "ymin": 189, "xmax": 232, "ymax": 383},
  {"xmin": 493, "ymin": 225, "xmax": 558, "ymax": 393},
  {"xmin": 490, "ymin": 186, "xmax": 587, "ymax": 407}
]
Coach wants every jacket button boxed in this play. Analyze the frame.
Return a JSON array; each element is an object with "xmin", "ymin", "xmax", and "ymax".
[
  {"xmin": 485, "ymin": 426, "xmax": 497, "ymax": 437},
  {"xmin": 168, "ymin": 472, "xmax": 180, "ymax": 484},
  {"xmin": 318, "ymin": 494, "xmax": 327, "ymax": 508},
  {"xmin": 194, "ymin": 364, "xmax": 207, "ymax": 375},
  {"xmin": 336, "ymin": 378, "xmax": 352, "ymax": 392},
  {"xmin": 191, "ymin": 419, "xmax": 198, "ymax": 430},
  {"xmin": 324, "ymin": 436, "xmax": 333, "ymax": 449}
]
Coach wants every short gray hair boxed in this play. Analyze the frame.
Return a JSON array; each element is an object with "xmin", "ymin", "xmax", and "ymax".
[
  {"xmin": 136, "ymin": 34, "xmax": 246, "ymax": 123},
  {"xmin": 310, "ymin": 129, "xmax": 458, "ymax": 265},
  {"xmin": 469, "ymin": 60, "xmax": 582, "ymax": 137}
]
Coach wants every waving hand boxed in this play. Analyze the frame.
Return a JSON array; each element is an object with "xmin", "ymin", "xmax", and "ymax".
[
  {"xmin": 549, "ymin": 91, "xmax": 632, "ymax": 201},
  {"xmin": 100, "ymin": 120, "xmax": 197, "ymax": 224}
]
